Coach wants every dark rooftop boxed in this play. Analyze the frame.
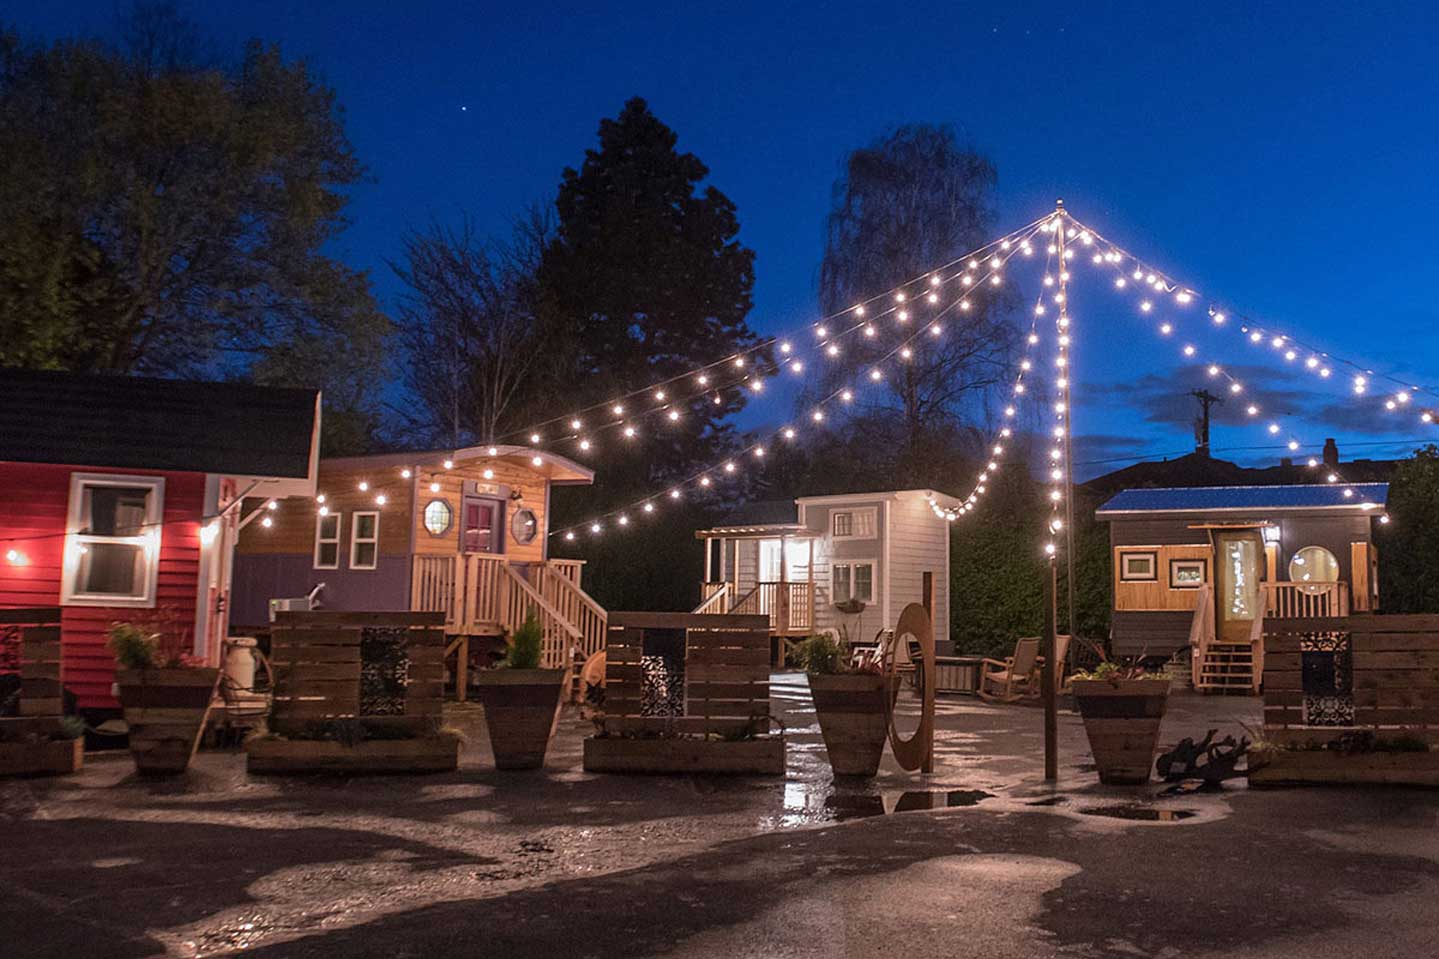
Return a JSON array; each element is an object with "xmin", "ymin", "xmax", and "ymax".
[
  {"xmin": 1096, "ymin": 482, "xmax": 1390, "ymax": 515},
  {"xmin": 714, "ymin": 499, "xmax": 798, "ymax": 527},
  {"xmin": 0, "ymin": 368, "xmax": 319, "ymax": 478}
]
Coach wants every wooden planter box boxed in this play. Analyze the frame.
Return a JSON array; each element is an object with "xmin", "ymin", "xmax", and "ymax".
[
  {"xmin": 247, "ymin": 732, "xmax": 462, "ymax": 774},
  {"xmin": 475, "ymin": 668, "xmax": 565, "ymax": 770},
  {"xmin": 1072, "ymin": 678, "xmax": 1171, "ymax": 785},
  {"xmin": 583, "ymin": 735, "xmax": 785, "ymax": 774},
  {"xmin": 1248, "ymin": 746, "xmax": 1439, "ymax": 787},
  {"xmin": 116, "ymin": 668, "xmax": 218, "ymax": 775},
  {"xmin": 0, "ymin": 725, "xmax": 83, "ymax": 778},
  {"xmin": 809, "ymin": 672, "xmax": 894, "ymax": 777}
]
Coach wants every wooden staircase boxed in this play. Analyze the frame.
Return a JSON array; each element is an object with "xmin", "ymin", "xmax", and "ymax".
[{"xmin": 1189, "ymin": 585, "xmax": 1264, "ymax": 694}]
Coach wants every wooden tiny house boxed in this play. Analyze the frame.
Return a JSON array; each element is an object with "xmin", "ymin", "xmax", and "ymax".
[
  {"xmin": 693, "ymin": 490, "xmax": 957, "ymax": 648},
  {"xmin": 1096, "ymin": 483, "xmax": 1387, "ymax": 692},
  {"xmin": 233, "ymin": 445, "xmax": 607, "ymax": 670}
]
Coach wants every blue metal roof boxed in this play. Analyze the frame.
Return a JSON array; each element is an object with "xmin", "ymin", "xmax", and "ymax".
[{"xmin": 1096, "ymin": 483, "xmax": 1389, "ymax": 515}]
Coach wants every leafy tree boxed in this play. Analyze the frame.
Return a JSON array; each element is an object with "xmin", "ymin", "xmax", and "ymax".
[
  {"xmin": 812, "ymin": 123, "xmax": 1018, "ymax": 476},
  {"xmin": 392, "ymin": 209, "xmax": 560, "ymax": 448},
  {"xmin": 0, "ymin": 5, "xmax": 391, "ymax": 451},
  {"xmin": 1376, "ymin": 445, "xmax": 1439, "ymax": 613}
]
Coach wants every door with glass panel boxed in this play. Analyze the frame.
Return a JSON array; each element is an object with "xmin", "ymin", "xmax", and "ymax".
[{"xmin": 1214, "ymin": 531, "xmax": 1263, "ymax": 643}]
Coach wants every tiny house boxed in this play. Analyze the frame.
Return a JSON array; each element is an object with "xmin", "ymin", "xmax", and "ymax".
[
  {"xmin": 693, "ymin": 489, "xmax": 958, "ymax": 647},
  {"xmin": 232, "ymin": 445, "xmax": 608, "ymax": 666},
  {"xmin": 0, "ymin": 369, "xmax": 320, "ymax": 715},
  {"xmin": 1096, "ymin": 483, "xmax": 1387, "ymax": 691}
]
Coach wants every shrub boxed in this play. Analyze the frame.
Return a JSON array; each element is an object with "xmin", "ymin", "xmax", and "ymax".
[
  {"xmin": 504, "ymin": 612, "xmax": 544, "ymax": 669},
  {"xmin": 797, "ymin": 633, "xmax": 847, "ymax": 675},
  {"xmin": 107, "ymin": 623, "xmax": 158, "ymax": 670}
]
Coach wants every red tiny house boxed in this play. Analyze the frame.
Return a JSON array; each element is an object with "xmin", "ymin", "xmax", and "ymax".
[{"xmin": 1, "ymin": 369, "xmax": 320, "ymax": 718}]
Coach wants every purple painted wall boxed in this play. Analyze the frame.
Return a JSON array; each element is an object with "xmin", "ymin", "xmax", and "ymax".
[{"xmin": 231, "ymin": 553, "xmax": 410, "ymax": 629}]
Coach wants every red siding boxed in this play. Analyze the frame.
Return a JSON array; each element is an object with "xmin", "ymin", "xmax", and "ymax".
[{"xmin": 0, "ymin": 462, "xmax": 205, "ymax": 709}]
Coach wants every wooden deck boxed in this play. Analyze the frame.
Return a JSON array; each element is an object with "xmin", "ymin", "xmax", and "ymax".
[
  {"xmin": 410, "ymin": 555, "xmax": 607, "ymax": 670},
  {"xmin": 695, "ymin": 580, "xmax": 813, "ymax": 636}
]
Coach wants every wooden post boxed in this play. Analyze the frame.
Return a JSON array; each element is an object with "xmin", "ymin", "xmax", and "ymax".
[
  {"xmin": 1043, "ymin": 560, "xmax": 1058, "ymax": 782},
  {"xmin": 704, "ymin": 535, "xmax": 713, "ymax": 584}
]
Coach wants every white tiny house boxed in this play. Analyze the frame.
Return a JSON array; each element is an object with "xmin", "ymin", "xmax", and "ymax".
[{"xmin": 694, "ymin": 489, "xmax": 958, "ymax": 648}]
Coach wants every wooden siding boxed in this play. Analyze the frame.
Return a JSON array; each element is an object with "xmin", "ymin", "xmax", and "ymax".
[
  {"xmin": 1113, "ymin": 544, "xmax": 1211, "ymax": 611},
  {"xmin": 803, "ymin": 499, "xmax": 885, "ymax": 638},
  {"xmin": 238, "ymin": 460, "xmax": 413, "ymax": 559},
  {"xmin": 411, "ymin": 457, "xmax": 551, "ymax": 564},
  {"xmin": 1111, "ymin": 609, "xmax": 1193, "ymax": 657},
  {"xmin": 0, "ymin": 462, "xmax": 205, "ymax": 709}
]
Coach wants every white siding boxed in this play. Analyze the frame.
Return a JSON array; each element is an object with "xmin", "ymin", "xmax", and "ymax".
[
  {"xmin": 885, "ymin": 492, "xmax": 951, "ymax": 644},
  {"xmin": 803, "ymin": 499, "xmax": 886, "ymax": 643}
]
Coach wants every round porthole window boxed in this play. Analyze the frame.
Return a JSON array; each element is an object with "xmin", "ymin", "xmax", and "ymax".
[
  {"xmin": 423, "ymin": 499, "xmax": 453, "ymax": 536},
  {"xmin": 1288, "ymin": 545, "xmax": 1339, "ymax": 593},
  {"xmin": 511, "ymin": 508, "xmax": 538, "ymax": 545}
]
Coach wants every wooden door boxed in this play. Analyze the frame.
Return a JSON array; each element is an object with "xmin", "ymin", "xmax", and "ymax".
[
  {"xmin": 461, "ymin": 497, "xmax": 504, "ymax": 554},
  {"xmin": 922, "ymin": 571, "xmax": 934, "ymax": 617},
  {"xmin": 1214, "ymin": 531, "xmax": 1263, "ymax": 643}
]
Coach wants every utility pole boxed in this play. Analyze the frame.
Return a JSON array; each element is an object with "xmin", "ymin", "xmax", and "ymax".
[{"xmin": 1191, "ymin": 389, "xmax": 1223, "ymax": 457}]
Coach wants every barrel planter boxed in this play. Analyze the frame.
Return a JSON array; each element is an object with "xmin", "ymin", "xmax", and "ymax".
[
  {"xmin": 115, "ymin": 668, "xmax": 219, "ymax": 775},
  {"xmin": 1072, "ymin": 677, "xmax": 1171, "ymax": 785},
  {"xmin": 475, "ymin": 668, "xmax": 566, "ymax": 770},
  {"xmin": 809, "ymin": 672, "xmax": 895, "ymax": 777}
]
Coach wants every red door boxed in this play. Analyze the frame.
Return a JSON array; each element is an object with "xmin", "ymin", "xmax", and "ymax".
[{"xmin": 462, "ymin": 498, "xmax": 503, "ymax": 554}]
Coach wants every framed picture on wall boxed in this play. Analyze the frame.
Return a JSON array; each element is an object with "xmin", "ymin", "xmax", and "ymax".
[
  {"xmin": 1119, "ymin": 551, "xmax": 1158, "ymax": 582},
  {"xmin": 1169, "ymin": 558, "xmax": 1207, "ymax": 589}
]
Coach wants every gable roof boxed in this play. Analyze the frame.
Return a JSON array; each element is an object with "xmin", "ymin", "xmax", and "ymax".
[
  {"xmin": 0, "ymin": 368, "xmax": 320, "ymax": 482},
  {"xmin": 1096, "ymin": 483, "xmax": 1389, "ymax": 516}
]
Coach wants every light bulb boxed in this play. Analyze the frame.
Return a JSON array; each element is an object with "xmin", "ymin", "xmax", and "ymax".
[
  {"xmin": 530, "ymin": 433, "xmax": 541, "ymax": 444},
  {"xmin": 429, "ymin": 481, "xmax": 441, "ymax": 493},
  {"xmin": 531, "ymin": 456, "xmax": 543, "ymax": 467},
  {"xmin": 358, "ymin": 481, "xmax": 369, "ymax": 492},
  {"xmin": 375, "ymin": 494, "xmax": 387, "ymax": 506},
  {"xmin": 483, "ymin": 469, "xmax": 494, "ymax": 479},
  {"xmin": 443, "ymin": 459, "xmax": 454, "ymax": 469}
]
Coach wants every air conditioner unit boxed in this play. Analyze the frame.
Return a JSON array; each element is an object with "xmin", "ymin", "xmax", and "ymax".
[{"xmin": 269, "ymin": 596, "xmax": 313, "ymax": 621}]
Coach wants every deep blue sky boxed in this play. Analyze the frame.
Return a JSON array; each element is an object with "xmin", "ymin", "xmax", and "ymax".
[{"xmin": 11, "ymin": 1, "xmax": 1439, "ymax": 479}]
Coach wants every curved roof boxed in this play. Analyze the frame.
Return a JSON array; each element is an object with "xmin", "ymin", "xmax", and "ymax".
[
  {"xmin": 1096, "ymin": 483, "xmax": 1389, "ymax": 516},
  {"xmin": 323, "ymin": 445, "xmax": 594, "ymax": 485}
]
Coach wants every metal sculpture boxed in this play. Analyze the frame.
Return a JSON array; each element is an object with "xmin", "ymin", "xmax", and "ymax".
[{"xmin": 885, "ymin": 603, "xmax": 935, "ymax": 773}]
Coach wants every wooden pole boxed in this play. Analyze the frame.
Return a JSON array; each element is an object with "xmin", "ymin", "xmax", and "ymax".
[{"xmin": 1043, "ymin": 558, "xmax": 1058, "ymax": 781}]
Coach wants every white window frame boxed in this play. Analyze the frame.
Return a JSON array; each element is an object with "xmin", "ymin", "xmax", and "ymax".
[
  {"xmin": 313, "ymin": 512, "xmax": 341, "ymax": 570},
  {"xmin": 349, "ymin": 511, "xmax": 380, "ymax": 570},
  {"xmin": 832, "ymin": 561, "xmax": 876, "ymax": 604},
  {"xmin": 832, "ymin": 507, "xmax": 877, "ymax": 541},
  {"xmin": 61, "ymin": 472, "xmax": 165, "ymax": 608}
]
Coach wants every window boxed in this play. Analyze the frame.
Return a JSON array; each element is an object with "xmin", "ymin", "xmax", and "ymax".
[
  {"xmin": 62, "ymin": 473, "xmax": 164, "ymax": 607},
  {"xmin": 350, "ymin": 512, "xmax": 379, "ymax": 570},
  {"xmin": 832, "ymin": 562, "xmax": 875, "ymax": 604},
  {"xmin": 832, "ymin": 507, "xmax": 877, "ymax": 540},
  {"xmin": 511, "ymin": 508, "xmax": 538, "ymax": 545},
  {"xmin": 314, "ymin": 513, "xmax": 341, "ymax": 569},
  {"xmin": 1119, "ymin": 551, "xmax": 1158, "ymax": 581},
  {"xmin": 1289, "ymin": 545, "xmax": 1339, "ymax": 593},
  {"xmin": 423, "ymin": 499, "xmax": 453, "ymax": 537},
  {"xmin": 1169, "ymin": 559, "xmax": 1207, "ymax": 589}
]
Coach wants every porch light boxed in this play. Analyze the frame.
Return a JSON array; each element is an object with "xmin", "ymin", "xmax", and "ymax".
[
  {"xmin": 5, "ymin": 549, "xmax": 28, "ymax": 565},
  {"xmin": 1262, "ymin": 526, "xmax": 1281, "ymax": 544},
  {"xmin": 199, "ymin": 523, "xmax": 219, "ymax": 546},
  {"xmin": 266, "ymin": 500, "xmax": 278, "ymax": 510}
]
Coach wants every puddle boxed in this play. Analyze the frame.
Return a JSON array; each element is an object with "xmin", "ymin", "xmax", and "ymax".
[
  {"xmin": 1026, "ymin": 796, "xmax": 1068, "ymax": 807},
  {"xmin": 824, "ymin": 790, "xmax": 994, "ymax": 821},
  {"xmin": 1078, "ymin": 804, "xmax": 1196, "ymax": 822}
]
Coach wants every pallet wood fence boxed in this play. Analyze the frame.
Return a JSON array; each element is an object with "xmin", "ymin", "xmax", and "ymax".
[
  {"xmin": 1253, "ymin": 614, "xmax": 1439, "ymax": 786},
  {"xmin": 247, "ymin": 610, "xmax": 460, "ymax": 773},
  {"xmin": 0, "ymin": 608, "xmax": 82, "ymax": 776},
  {"xmin": 584, "ymin": 612, "xmax": 784, "ymax": 774}
]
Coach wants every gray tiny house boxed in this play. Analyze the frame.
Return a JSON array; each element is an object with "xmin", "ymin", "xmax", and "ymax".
[
  {"xmin": 693, "ymin": 489, "xmax": 959, "ymax": 649},
  {"xmin": 1096, "ymin": 482, "xmax": 1387, "ymax": 691}
]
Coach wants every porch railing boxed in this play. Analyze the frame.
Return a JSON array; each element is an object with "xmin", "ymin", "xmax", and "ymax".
[
  {"xmin": 410, "ymin": 554, "xmax": 606, "ymax": 668},
  {"xmin": 1263, "ymin": 581, "xmax": 1350, "ymax": 619},
  {"xmin": 694, "ymin": 581, "xmax": 731, "ymax": 614},
  {"xmin": 720, "ymin": 581, "xmax": 813, "ymax": 634}
]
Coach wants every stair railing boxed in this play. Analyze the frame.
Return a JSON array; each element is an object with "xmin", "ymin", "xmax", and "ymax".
[{"xmin": 1188, "ymin": 584, "xmax": 1215, "ymax": 688}]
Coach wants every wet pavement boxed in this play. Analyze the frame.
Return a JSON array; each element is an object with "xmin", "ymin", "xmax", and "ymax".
[{"xmin": 4, "ymin": 675, "xmax": 1439, "ymax": 957}]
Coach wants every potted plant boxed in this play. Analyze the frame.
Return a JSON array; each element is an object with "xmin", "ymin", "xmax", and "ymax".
[
  {"xmin": 109, "ymin": 621, "xmax": 219, "ymax": 775},
  {"xmin": 802, "ymin": 633, "xmax": 895, "ymax": 777},
  {"xmin": 474, "ymin": 612, "xmax": 565, "ymax": 770},
  {"xmin": 1070, "ymin": 661, "xmax": 1171, "ymax": 785}
]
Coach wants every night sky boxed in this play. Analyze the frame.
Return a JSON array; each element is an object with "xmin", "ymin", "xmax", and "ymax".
[{"xmin": 12, "ymin": 1, "xmax": 1439, "ymax": 479}]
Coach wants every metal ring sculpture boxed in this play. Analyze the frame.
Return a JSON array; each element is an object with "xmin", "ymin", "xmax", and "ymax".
[{"xmin": 886, "ymin": 602, "xmax": 936, "ymax": 773}]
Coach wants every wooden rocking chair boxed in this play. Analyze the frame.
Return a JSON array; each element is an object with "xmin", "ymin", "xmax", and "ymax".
[{"xmin": 978, "ymin": 637, "xmax": 1041, "ymax": 703}]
